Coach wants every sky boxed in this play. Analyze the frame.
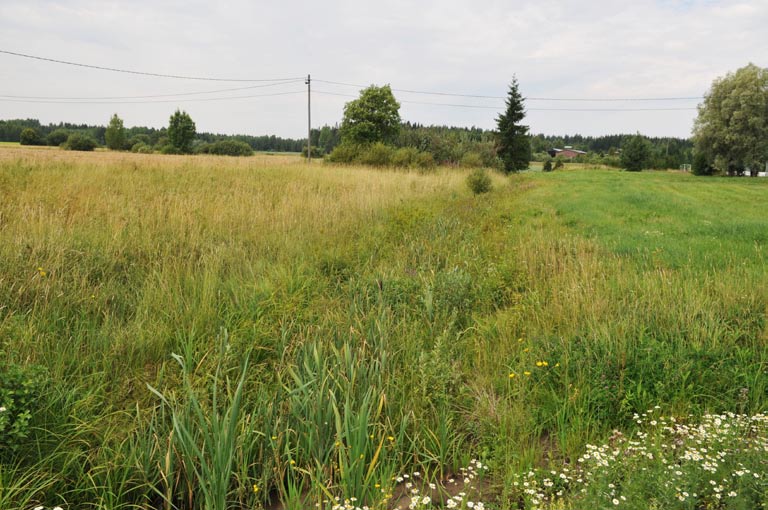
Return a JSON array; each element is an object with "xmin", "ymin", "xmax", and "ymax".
[{"xmin": 1, "ymin": 0, "xmax": 766, "ymax": 139}]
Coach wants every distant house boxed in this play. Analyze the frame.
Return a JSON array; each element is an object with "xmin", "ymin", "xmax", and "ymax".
[{"xmin": 547, "ymin": 146, "xmax": 587, "ymax": 159}]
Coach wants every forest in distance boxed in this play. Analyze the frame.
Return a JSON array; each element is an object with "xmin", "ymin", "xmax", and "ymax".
[{"xmin": 0, "ymin": 117, "xmax": 694, "ymax": 169}]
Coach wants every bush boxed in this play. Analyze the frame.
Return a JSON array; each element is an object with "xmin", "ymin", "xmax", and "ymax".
[
  {"xmin": 543, "ymin": 159, "xmax": 553, "ymax": 172},
  {"xmin": 0, "ymin": 363, "xmax": 47, "ymax": 456},
  {"xmin": 466, "ymin": 168, "xmax": 492, "ymax": 194},
  {"xmin": 19, "ymin": 128, "xmax": 43, "ymax": 146},
  {"xmin": 326, "ymin": 143, "xmax": 359, "ymax": 164},
  {"xmin": 391, "ymin": 147, "xmax": 420, "ymax": 168},
  {"xmin": 46, "ymin": 129, "xmax": 70, "ymax": 147},
  {"xmin": 300, "ymin": 145, "xmax": 323, "ymax": 158},
  {"xmin": 414, "ymin": 151, "xmax": 436, "ymax": 170},
  {"xmin": 64, "ymin": 133, "xmax": 98, "ymax": 151},
  {"xmin": 553, "ymin": 158, "xmax": 565, "ymax": 170},
  {"xmin": 460, "ymin": 152, "xmax": 484, "ymax": 168},
  {"xmin": 692, "ymin": 151, "xmax": 715, "ymax": 176},
  {"xmin": 358, "ymin": 142, "xmax": 394, "ymax": 167},
  {"xmin": 160, "ymin": 145, "xmax": 182, "ymax": 155},
  {"xmin": 203, "ymin": 140, "xmax": 254, "ymax": 156}
]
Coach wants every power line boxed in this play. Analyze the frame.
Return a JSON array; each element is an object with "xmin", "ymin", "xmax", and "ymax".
[
  {"xmin": 0, "ymin": 49, "xmax": 304, "ymax": 82},
  {"xmin": 0, "ymin": 80, "xmax": 304, "ymax": 100},
  {"xmin": 0, "ymin": 90, "xmax": 306, "ymax": 105},
  {"xmin": 313, "ymin": 90, "xmax": 697, "ymax": 111},
  {"xmin": 315, "ymin": 78, "xmax": 703, "ymax": 102}
]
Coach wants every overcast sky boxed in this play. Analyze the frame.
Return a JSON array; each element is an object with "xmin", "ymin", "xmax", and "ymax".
[{"xmin": 1, "ymin": 0, "xmax": 766, "ymax": 139}]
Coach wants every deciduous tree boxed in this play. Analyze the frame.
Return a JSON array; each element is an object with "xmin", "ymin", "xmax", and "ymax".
[
  {"xmin": 105, "ymin": 114, "xmax": 126, "ymax": 150},
  {"xmin": 693, "ymin": 63, "xmax": 768, "ymax": 176},
  {"xmin": 168, "ymin": 110, "xmax": 196, "ymax": 154},
  {"xmin": 340, "ymin": 85, "xmax": 400, "ymax": 145}
]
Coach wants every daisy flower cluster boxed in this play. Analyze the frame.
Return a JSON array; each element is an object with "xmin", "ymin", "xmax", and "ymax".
[{"xmin": 513, "ymin": 409, "xmax": 767, "ymax": 509}]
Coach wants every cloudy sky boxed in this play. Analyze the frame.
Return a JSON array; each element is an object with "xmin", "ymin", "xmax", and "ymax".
[{"xmin": 1, "ymin": 0, "xmax": 766, "ymax": 139}]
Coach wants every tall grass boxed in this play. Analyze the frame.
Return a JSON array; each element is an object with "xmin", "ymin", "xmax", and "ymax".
[{"xmin": 1, "ymin": 151, "xmax": 766, "ymax": 508}]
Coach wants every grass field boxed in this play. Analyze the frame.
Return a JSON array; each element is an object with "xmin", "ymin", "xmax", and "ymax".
[{"xmin": 1, "ymin": 148, "xmax": 766, "ymax": 509}]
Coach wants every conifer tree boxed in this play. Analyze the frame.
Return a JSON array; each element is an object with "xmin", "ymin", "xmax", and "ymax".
[{"xmin": 496, "ymin": 77, "xmax": 531, "ymax": 173}]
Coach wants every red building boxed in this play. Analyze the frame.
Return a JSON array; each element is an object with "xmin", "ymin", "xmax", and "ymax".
[{"xmin": 548, "ymin": 146, "xmax": 587, "ymax": 159}]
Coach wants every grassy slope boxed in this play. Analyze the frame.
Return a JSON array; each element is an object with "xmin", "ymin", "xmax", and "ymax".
[{"xmin": 0, "ymin": 151, "xmax": 766, "ymax": 509}]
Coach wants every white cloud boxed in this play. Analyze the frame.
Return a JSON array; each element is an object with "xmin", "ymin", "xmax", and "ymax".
[{"xmin": 1, "ymin": 0, "xmax": 766, "ymax": 138}]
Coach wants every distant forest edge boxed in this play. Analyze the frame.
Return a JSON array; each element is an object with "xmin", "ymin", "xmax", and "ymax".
[{"xmin": 0, "ymin": 118, "xmax": 693, "ymax": 169}]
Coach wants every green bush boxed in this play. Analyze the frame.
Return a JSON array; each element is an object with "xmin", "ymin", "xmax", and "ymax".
[
  {"xmin": 46, "ymin": 129, "xmax": 70, "ymax": 147},
  {"xmin": 160, "ymin": 145, "xmax": 182, "ymax": 155},
  {"xmin": 19, "ymin": 128, "xmax": 43, "ymax": 146},
  {"xmin": 414, "ymin": 151, "xmax": 436, "ymax": 170},
  {"xmin": 553, "ymin": 158, "xmax": 565, "ymax": 170},
  {"xmin": 391, "ymin": 147, "xmax": 421, "ymax": 168},
  {"xmin": 466, "ymin": 168, "xmax": 492, "ymax": 194},
  {"xmin": 460, "ymin": 152, "xmax": 484, "ymax": 168},
  {"xmin": 692, "ymin": 151, "xmax": 715, "ymax": 176},
  {"xmin": 543, "ymin": 159, "xmax": 553, "ymax": 172},
  {"xmin": 63, "ymin": 133, "xmax": 98, "ymax": 151},
  {"xmin": 300, "ymin": 145, "xmax": 323, "ymax": 158},
  {"xmin": 358, "ymin": 142, "xmax": 394, "ymax": 167},
  {"xmin": 326, "ymin": 143, "xmax": 359, "ymax": 164},
  {"xmin": 131, "ymin": 142, "xmax": 152, "ymax": 153},
  {"xmin": 0, "ymin": 363, "xmax": 47, "ymax": 456},
  {"xmin": 203, "ymin": 140, "xmax": 254, "ymax": 156}
]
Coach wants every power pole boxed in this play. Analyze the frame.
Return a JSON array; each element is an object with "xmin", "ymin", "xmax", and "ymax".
[{"xmin": 305, "ymin": 74, "xmax": 311, "ymax": 163}]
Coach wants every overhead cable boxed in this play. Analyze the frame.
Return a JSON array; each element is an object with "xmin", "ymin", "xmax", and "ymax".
[{"xmin": 0, "ymin": 49, "xmax": 304, "ymax": 82}]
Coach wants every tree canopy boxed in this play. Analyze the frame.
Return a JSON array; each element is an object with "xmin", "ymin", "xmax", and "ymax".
[
  {"xmin": 168, "ymin": 110, "xmax": 196, "ymax": 154},
  {"xmin": 105, "ymin": 114, "xmax": 126, "ymax": 150},
  {"xmin": 620, "ymin": 134, "xmax": 652, "ymax": 171},
  {"xmin": 496, "ymin": 78, "xmax": 531, "ymax": 173},
  {"xmin": 340, "ymin": 85, "xmax": 401, "ymax": 145},
  {"xmin": 693, "ymin": 63, "xmax": 768, "ymax": 176}
]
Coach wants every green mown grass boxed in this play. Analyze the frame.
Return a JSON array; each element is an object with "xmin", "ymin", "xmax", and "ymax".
[{"xmin": 0, "ymin": 150, "xmax": 765, "ymax": 509}]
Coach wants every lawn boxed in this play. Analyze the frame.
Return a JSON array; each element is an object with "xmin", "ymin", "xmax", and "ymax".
[{"xmin": 1, "ymin": 150, "xmax": 765, "ymax": 509}]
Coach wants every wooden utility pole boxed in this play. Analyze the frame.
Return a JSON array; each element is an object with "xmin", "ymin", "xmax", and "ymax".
[{"xmin": 306, "ymin": 74, "xmax": 311, "ymax": 163}]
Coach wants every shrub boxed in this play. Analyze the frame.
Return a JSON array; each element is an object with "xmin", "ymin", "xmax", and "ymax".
[
  {"xmin": 19, "ymin": 128, "xmax": 43, "ymax": 146},
  {"xmin": 466, "ymin": 168, "xmax": 492, "ymax": 194},
  {"xmin": 137, "ymin": 144, "xmax": 154, "ymax": 154},
  {"xmin": 358, "ymin": 142, "xmax": 394, "ymax": 167},
  {"xmin": 300, "ymin": 145, "xmax": 323, "ymax": 158},
  {"xmin": 692, "ymin": 151, "xmax": 715, "ymax": 176},
  {"xmin": 0, "ymin": 363, "xmax": 47, "ymax": 456},
  {"xmin": 205, "ymin": 140, "xmax": 254, "ymax": 156},
  {"xmin": 414, "ymin": 151, "xmax": 436, "ymax": 170},
  {"xmin": 127, "ymin": 134, "xmax": 151, "ymax": 148},
  {"xmin": 160, "ymin": 144, "xmax": 182, "ymax": 155},
  {"xmin": 542, "ymin": 159, "xmax": 553, "ymax": 172},
  {"xmin": 460, "ymin": 152, "xmax": 484, "ymax": 168},
  {"xmin": 326, "ymin": 143, "xmax": 359, "ymax": 164},
  {"xmin": 64, "ymin": 133, "xmax": 98, "ymax": 151},
  {"xmin": 391, "ymin": 147, "xmax": 420, "ymax": 168},
  {"xmin": 131, "ymin": 142, "xmax": 150, "ymax": 153},
  {"xmin": 46, "ymin": 129, "xmax": 70, "ymax": 147},
  {"xmin": 553, "ymin": 158, "xmax": 565, "ymax": 170}
]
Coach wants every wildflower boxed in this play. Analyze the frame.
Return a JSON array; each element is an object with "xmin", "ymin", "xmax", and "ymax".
[
  {"xmin": 524, "ymin": 371, "xmax": 531, "ymax": 376},
  {"xmin": 536, "ymin": 361, "xmax": 543, "ymax": 367},
  {"xmin": 612, "ymin": 498, "xmax": 619, "ymax": 505},
  {"xmin": 387, "ymin": 436, "xmax": 395, "ymax": 442},
  {"xmin": 253, "ymin": 484, "xmax": 259, "ymax": 493},
  {"xmin": 0, "ymin": 406, "xmax": 6, "ymax": 412},
  {"xmin": 290, "ymin": 460, "xmax": 296, "ymax": 465},
  {"xmin": 508, "ymin": 372, "xmax": 516, "ymax": 378}
]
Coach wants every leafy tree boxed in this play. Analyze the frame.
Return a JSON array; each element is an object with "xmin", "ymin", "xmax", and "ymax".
[
  {"xmin": 693, "ymin": 63, "xmax": 768, "ymax": 176},
  {"xmin": 496, "ymin": 77, "xmax": 531, "ymax": 173},
  {"xmin": 168, "ymin": 110, "xmax": 196, "ymax": 154},
  {"xmin": 340, "ymin": 85, "xmax": 401, "ymax": 145},
  {"xmin": 692, "ymin": 151, "xmax": 715, "ymax": 176},
  {"xmin": 620, "ymin": 134, "xmax": 652, "ymax": 171},
  {"xmin": 105, "ymin": 114, "xmax": 127, "ymax": 150},
  {"xmin": 19, "ymin": 128, "xmax": 42, "ymax": 146},
  {"xmin": 46, "ymin": 129, "xmax": 70, "ymax": 146}
]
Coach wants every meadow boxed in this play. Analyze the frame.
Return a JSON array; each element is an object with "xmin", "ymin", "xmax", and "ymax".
[{"xmin": 0, "ymin": 149, "xmax": 766, "ymax": 509}]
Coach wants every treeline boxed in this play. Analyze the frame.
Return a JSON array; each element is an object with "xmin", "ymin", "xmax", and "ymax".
[
  {"xmin": 0, "ymin": 119, "xmax": 306, "ymax": 153},
  {"xmin": 530, "ymin": 133, "xmax": 694, "ymax": 169},
  {"xmin": 310, "ymin": 123, "xmax": 693, "ymax": 169}
]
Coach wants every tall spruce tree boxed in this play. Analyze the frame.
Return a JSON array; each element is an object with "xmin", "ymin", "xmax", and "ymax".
[{"xmin": 496, "ymin": 78, "xmax": 531, "ymax": 173}]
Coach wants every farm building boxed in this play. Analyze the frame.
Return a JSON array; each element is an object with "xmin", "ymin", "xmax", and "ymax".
[{"xmin": 548, "ymin": 146, "xmax": 587, "ymax": 159}]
